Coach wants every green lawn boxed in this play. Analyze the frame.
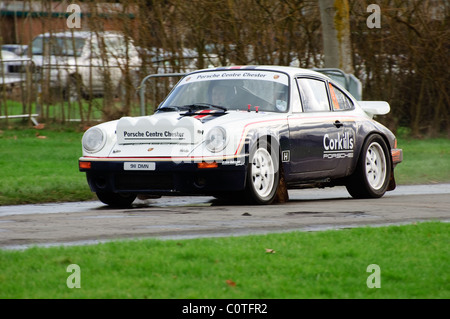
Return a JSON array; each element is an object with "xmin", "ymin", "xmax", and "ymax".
[
  {"xmin": 0, "ymin": 127, "xmax": 94, "ymax": 205},
  {"xmin": 394, "ymin": 138, "xmax": 450, "ymax": 185},
  {"xmin": 0, "ymin": 221, "xmax": 448, "ymax": 299}
]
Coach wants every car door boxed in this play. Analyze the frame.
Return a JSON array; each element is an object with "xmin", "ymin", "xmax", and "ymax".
[
  {"xmin": 326, "ymin": 82, "xmax": 358, "ymax": 177},
  {"xmin": 83, "ymin": 35, "xmax": 118, "ymax": 93},
  {"xmin": 287, "ymin": 77, "xmax": 347, "ymax": 179},
  {"xmin": 80, "ymin": 36, "xmax": 104, "ymax": 92}
]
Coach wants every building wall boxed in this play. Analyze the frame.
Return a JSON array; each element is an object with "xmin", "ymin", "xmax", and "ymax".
[{"xmin": 0, "ymin": 1, "xmax": 137, "ymax": 45}]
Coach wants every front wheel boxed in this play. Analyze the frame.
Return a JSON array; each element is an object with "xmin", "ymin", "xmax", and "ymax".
[
  {"xmin": 96, "ymin": 192, "xmax": 137, "ymax": 208},
  {"xmin": 245, "ymin": 140, "xmax": 280, "ymax": 204},
  {"xmin": 346, "ymin": 134, "xmax": 391, "ymax": 199}
]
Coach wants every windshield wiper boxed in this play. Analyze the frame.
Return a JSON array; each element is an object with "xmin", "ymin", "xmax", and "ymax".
[
  {"xmin": 155, "ymin": 105, "xmax": 188, "ymax": 113},
  {"xmin": 181, "ymin": 103, "xmax": 228, "ymax": 112},
  {"xmin": 156, "ymin": 103, "xmax": 228, "ymax": 115}
]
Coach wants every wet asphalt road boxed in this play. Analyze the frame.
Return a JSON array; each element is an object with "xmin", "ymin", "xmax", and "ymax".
[{"xmin": 0, "ymin": 184, "xmax": 449, "ymax": 250}]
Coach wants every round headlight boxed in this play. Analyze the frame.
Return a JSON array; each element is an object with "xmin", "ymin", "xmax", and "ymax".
[
  {"xmin": 205, "ymin": 127, "xmax": 227, "ymax": 153},
  {"xmin": 82, "ymin": 127, "xmax": 106, "ymax": 153}
]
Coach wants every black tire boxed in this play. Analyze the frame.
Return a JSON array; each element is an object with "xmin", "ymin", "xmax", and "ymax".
[
  {"xmin": 245, "ymin": 139, "xmax": 280, "ymax": 204},
  {"xmin": 346, "ymin": 134, "xmax": 391, "ymax": 199},
  {"xmin": 96, "ymin": 192, "xmax": 137, "ymax": 208}
]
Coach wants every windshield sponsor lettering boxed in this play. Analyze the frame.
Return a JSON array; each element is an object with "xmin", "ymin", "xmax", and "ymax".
[
  {"xmin": 196, "ymin": 72, "xmax": 267, "ymax": 80},
  {"xmin": 182, "ymin": 70, "xmax": 289, "ymax": 86}
]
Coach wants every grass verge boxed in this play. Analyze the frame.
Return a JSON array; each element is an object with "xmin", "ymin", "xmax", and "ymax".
[
  {"xmin": 394, "ymin": 137, "xmax": 450, "ymax": 185},
  {"xmin": 0, "ymin": 221, "xmax": 448, "ymax": 299},
  {"xmin": 0, "ymin": 127, "xmax": 94, "ymax": 205}
]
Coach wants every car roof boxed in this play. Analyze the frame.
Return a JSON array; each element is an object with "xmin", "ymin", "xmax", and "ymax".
[
  {"xmin": 191, "ymin": 65, "xmax": 330, "ymax": 79},
  {"xmin": 2, "ymin": 44, "xmax": 26, "ymax": 49}
]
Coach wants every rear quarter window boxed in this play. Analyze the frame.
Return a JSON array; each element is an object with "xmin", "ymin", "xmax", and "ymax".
[{"xmin": 328, "ymin": 83, "xmax": 354, "ymax": 111}]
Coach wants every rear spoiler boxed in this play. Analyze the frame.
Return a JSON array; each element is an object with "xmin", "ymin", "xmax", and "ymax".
[{"xmin": 359, "ymin": 101, "xmax": 390, "ymax": 118}]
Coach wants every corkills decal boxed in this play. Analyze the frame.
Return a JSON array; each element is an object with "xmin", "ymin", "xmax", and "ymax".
[{"xmin": 323, "ymin": 130, "xmax": 355, "ymax": 159}]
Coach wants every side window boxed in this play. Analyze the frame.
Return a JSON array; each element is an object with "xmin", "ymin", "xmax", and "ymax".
[
  {"xmin": 296, "ymin": 78, "xmax": 330, "ymax": 112},
  {"xmin": 329, "ymin": 83, "xmax": 354, "ymax": 111}
]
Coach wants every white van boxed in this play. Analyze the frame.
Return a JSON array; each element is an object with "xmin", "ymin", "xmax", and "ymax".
[{"xmin": 29, "ymin": 31, "xmax": 141, "ymax": 100}]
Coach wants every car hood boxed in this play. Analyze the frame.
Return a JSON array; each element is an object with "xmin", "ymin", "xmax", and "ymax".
[
  {"xmin": 80, "ymin": 110, "xmax": 286, "ymax": 160},
  {"xmin": 81, "ymin": 110, "xmax": 286, "ymax": 159},
  {"xmin": 115, "ymin": 110, "xmax": 284, "ymax": 145}
]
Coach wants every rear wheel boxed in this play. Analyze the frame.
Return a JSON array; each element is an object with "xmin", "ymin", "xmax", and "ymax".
[
  {"xmin": 346, "ymin": 134, "xmax": 391, "ymax": 199},
  {"xmin": 245, "ymin": 139, "xmax": 280, "ymax": 204},
  {"xmin": 96, "ymin": 192, "xmax": 137, "ymax": 208}
]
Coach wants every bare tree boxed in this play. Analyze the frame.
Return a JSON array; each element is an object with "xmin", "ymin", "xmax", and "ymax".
[{"xmin": 319, "ymin": 0, "xmax": 354, "ymax": 73}]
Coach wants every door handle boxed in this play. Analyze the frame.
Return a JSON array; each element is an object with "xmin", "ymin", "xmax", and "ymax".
[{"xmin": 333, "ymin": 120, "xmax": 344, "ymax": 128}]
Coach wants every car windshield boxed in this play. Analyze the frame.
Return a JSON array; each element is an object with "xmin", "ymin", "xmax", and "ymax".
[
  {"xmin": 31, "ymin": 36, "xmax": 85, "ymax": 57},
  {"xmin": 90, "ymin": 37, "xmax": 137, "ymax": 59},
  {"xmin": 159, "ymin": 70, "xmax": 290, "ymax": 113}
]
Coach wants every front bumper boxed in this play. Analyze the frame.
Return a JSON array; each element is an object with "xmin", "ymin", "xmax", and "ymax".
[{"xmin": 79, "ymin": 158, "xmax": 247, "ymax": 195}]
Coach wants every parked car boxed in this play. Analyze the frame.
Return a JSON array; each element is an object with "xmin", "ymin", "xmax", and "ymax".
[
  {"xmin": 28, "ymin": 31, "xmax": 141, "ymax": 100},
  {"xmin": 79, "ymin": 66, "xmax": 403, "ymax": 207},
  {"xmin": 0, "ymin": 50, "xmax": 32, "ymax": 85},
  {"xmin": 148, "ymin": 47, "xmax": 227, "ymax": 73},
  {"xmin": 1, "ymin": 44, "xmax": 28, "ymax": 56}
]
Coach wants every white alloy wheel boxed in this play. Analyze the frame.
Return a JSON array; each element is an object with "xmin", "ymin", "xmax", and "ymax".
[
  {"xmin": 346, "ymin": 134, "xmax": 391, "ymax": 199},
  {"xmin": 251, "ymin": 147, "xmax": 276, "ymax": 198},
  {"xmin": 365, "ymin": 141, "xmax": 387, "ymax": 190}
]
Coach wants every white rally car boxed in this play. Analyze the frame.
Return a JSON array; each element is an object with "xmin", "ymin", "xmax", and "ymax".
[{"xmin": 79, "ymin": 66, "xmax": 403, "ymax": 207}]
